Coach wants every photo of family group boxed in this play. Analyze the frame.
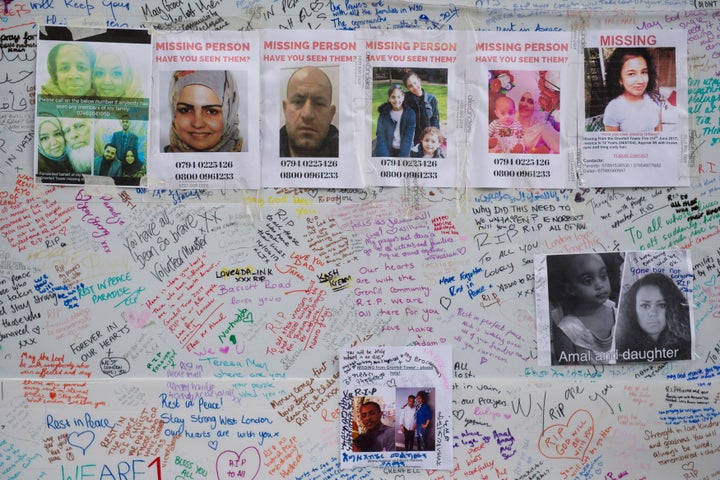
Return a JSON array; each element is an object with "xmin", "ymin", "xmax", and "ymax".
[
  {"xmin": 35, "ymin": 27, "xmax": 151, "ymax": 186},
  {"xmin": 487, "ymin": 69, "xmax": 561, "ymax": 154},
  {"xmin": 351, "ymin": 388, "xmax": 436, "ymax": 453},
  {"xmin": 539, "ymin": 251, "xmax": 693, "ymax": 366},
  {"xmin": 371, "ymin": 67, "xmax": 447, "ymax": 159},
  {"xmin": 584, "ymin": 46, "xmax": 679, "ymax": 132}
]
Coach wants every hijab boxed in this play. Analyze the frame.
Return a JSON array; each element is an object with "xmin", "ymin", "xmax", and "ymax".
[
  {"xmin": 167, "ymin": 70, "xmax": 243, "ymax": 152},
  {"xmin": 514, "ymin": 89, "xmax": 558, "ymax": 152},
  {"xmin": 93, "ymin": 51, "xmax": 144, "ymax": 99},
  {"xmin": 121, "ymin": 148, "xmax": 144, "ymax": 176},
  {"xmin": 38, "ymin": 116, "xmax": 69, "ymax": 163}
]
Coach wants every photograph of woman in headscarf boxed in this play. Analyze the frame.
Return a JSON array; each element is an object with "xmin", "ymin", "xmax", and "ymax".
[
  {"xmin": 36, "ymin": 108, "xmax": 86, "ymax": 184},
  {"xmin": 93, "ymin": 48, "xmax": 144, "ymax": 99},
  {"xmin": 164, "ymin": 70, "xmax": 244, "ymax": 153},
  {"xmin": 489, "ymin": 70, "xmax": 560, "ymax": 154}
]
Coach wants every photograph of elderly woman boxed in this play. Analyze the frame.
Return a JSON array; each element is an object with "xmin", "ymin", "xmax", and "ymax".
[
  {"xmin": 38, "ymin": 27, "xmax": 151, "ymax": 100},
  {"xmin": 36, "ymin": 26, "xmax": 152, "ymax": 186}
]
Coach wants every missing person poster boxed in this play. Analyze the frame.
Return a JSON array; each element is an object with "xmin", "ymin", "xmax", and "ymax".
[
  {"xmin": 534, "ymin": 249, "xmax": 694, "ymax": 366},
  {"xmin": 339, "ymin": 346, "xmax": 452, "ymax": 470},
  {"xmin": 580, "ymin": 30, "xmax": 689, "ymax": 187},
  {"xmin": 35, "ymin": 26, "xmax": 151, "ymax": 187},
  {"xmin": 467, "ymin": 31, "xmax": 575, "ymax": 189},
  {"xmin": 260, "ymin": 30, "xmax": 363, "ymax": 188},
  {"xmin": 361, "ymin": 30, "xmax": 459, "ymax": 187},
  {"xmin": 149, "ymin": 30, "xmax": 260, "ymax": 190}
]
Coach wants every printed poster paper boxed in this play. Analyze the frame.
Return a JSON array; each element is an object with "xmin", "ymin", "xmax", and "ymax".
[
  {"xmin": 467, "ymin": 31, "xmax": 576, "ymax": 189},
  {"xmin": 35, "ymin": 26, "xmax": 152, "ymax": 187},
  {"xmin": 535, "ymin": 249, "xmax": 694, "ymax": 366},
  {"xmin": 260, "ymin": 30, "xmax": 364, "ymax": 188},
  {"xmin": 580, "ymin": 30, "xmax": 689, "ymax": 187},
  {"xmin": 339, "ymin": 345, "xmax": 452, "ymax": 470},
  {"xmin": 360, "ymin": 30, "xmax": 460, "ymax": 187},
  {"xmin": 149, "ymin": 30, "xmax": 260, "ymax": 190}
]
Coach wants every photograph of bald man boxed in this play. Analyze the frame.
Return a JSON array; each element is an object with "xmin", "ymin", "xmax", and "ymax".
[{"xmin": 280, "ymin": 66, "xmax": 338, "ymax": 157}]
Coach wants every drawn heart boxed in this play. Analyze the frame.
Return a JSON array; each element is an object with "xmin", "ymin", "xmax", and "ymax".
[
  {"xmin": 452, "ymin": 409, "xmax": 464, "ymax": 421},
  {"xmin": 538, "ymin": 409, "xmax": 594, "ymax": 460},
  {"xmin": 395, "ymin": 475, "xmax": 406, "ymax": 480},
  {"xmin": 67, "ymin": 430, "xmax": 95, "ymax": 455},
  {"xmin": 216, "ymin": 447, "xmax": 261, "ymax": 480},
  {"xmin": 704, "ymin": 275, "xmax": 717, "ymax": 287},
  {"xmin": 219, "ymin": 346, "xmax": 230, "ymax": 354},
  {"xmin": 457, "ymin": 247, "xmax": 466, "ymax": 255},
  {"xmin": 208, "ymin": 440, "xmax": 218, "ymax": 451},
  {"xmin": 122, "ymin": 309, "xmax": 151, "ymax": 329},
  {"xmin": 307, "ymin": 189, "xmax": 318, "ymax": 198},
  {"xmin": 99, "ymin": 356, "xmax": 130, "ymax": 378},
  {"xmin": 386, "ymin": 378, "xmax": 397, "ymax": 387},
  {"xmin": 440, "ymin": 297, "xmax": 451, "ymax": 310}
]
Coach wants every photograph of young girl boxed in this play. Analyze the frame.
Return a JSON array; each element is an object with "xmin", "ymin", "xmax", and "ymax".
[
  {"xmin": 545, "ymin": 252, "xmax": 625, "ymax": 365},
  {"xmin": 584, "ymin": 46, "xmax": 678, "ymax": 132}
]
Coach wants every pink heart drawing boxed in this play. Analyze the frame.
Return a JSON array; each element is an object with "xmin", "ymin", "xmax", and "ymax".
[
  {"xmin": 219, "ymin": 346, "xmax": 230, "ymax": 354},
  {"xmin": 67, "ymin": 430, "xmax": 95, "ymax": 455},
  {"xmin": 216, "ymin": 447, "xmax": 261, "ymax": 480},
  {"xmin": 122, "ymin": 309, "xmax": 152, "ymax": 329},
  {"xmin": 538, "ymin": 409, "xmax": 594, "ymax": 460}
]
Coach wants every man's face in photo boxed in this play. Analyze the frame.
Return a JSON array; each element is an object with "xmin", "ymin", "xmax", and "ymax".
[
  {"xmin": 103, "ymin": 145, "xmax": 117, "ymax": 161},
  {"xmin": 62, "ymin": 118, "xmax": 91, "ymax": 150},
  {"xmin": 359, "ymin": 403, "xmax": 381, "ymax": 432},
  {"xmin": 283, "ymin": 67, "xmax": 336, "ymax": 156}
]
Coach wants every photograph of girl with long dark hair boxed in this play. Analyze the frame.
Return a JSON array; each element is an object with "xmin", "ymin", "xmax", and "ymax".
[
  {"xmin": 584, "ymin": 46, "xmax": 677, "ymax": 132},
  {"xmin": 615, "ymin": 272, "xmax": 692, "ymax": 363},
  {"xmin": 603, "ymin": 48, "xmax": 663, "ymax": 132}
]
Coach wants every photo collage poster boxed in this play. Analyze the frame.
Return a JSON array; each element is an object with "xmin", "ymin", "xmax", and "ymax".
[
  {"xmin": 149, "ymin": 30, "xmax": 261, "ymax": 190},
  {"xmin": 466, "ymin": 31, "xmax": 576, "ymax": 189},
  {"xmin": 579, "ymin": 29, "xmax": 689, "ymax": 187},
  {"xmin": 35, "ymin": 26, "xmax": 152, "ymax": 187},
  {"xmin": 534, "ymin": 249, "xmax": 694, "ymax": 366},
  {"xmin": 339, "ymin": 346, "xmax": 453, "ymax": 470},
  {"xmin": 35, "ymin": 28, "xmax": 689, "ymax": 190},
  {"xmin": 260, "ymin": 30, "xmax": 364, "ymax": 188},
  {"xmin": 361, "ymin": 30, "xmax": 460, "ymax": 187}
]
